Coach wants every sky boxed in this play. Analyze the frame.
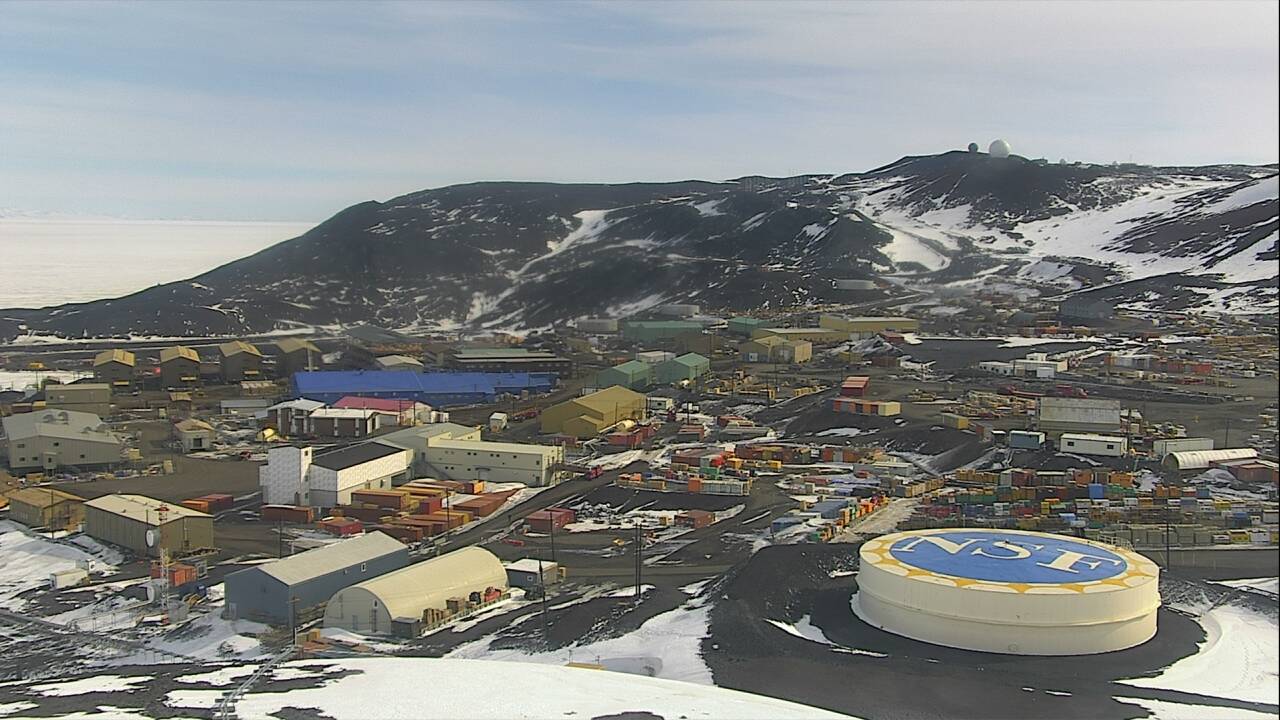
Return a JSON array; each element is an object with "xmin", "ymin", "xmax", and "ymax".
[{"xmin": 1, "ymin": 0, "xmax": 1277, "ymax": 221}]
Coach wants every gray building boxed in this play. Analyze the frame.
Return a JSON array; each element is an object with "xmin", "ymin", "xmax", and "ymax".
[
  {"xmin": 223, "ymin": 531, "xmax": 409, "ymax": 626},
  {"xmin": 159, "ymin": 346, "xmax": 202, "ymax": 388},
  {"xmin": 2, "ymin": 409, "xmax": 124, "ymax": 471},
  {"xmin": 45, "ymin": 383, "xmax": 112, "ymax": 417},
  {"xmin": 1035, "ymin": 397, "xmax": 1122, "ymax": 441},
  {"xmin": 220, "ymin": 340, "xmax": 264, "ymax": 383},
  {"xmin": 1058, "ymin": 296, "xmax": 1115, "ymax": 322}
]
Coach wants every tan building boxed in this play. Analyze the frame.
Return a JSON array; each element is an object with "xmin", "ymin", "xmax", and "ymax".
[
  {"xmin": 818, "ymin": 314, "xmax": 920, "ymax": 334},
  {"xmin": 220, "ymin": 341, "xmax": 263, "ymax": 382},
  {"xmin": 45, "ymin": 383, "xmax": 112, "ymax": 417},
  {"xmin": 93, "ymin": 349, "xmax": 135, "ymax": 390},
  {"xmin": 749, "ymin": 327, "xmax": 846, "ymax": 344},
  {"xmin": 83, "ymin": 494, "xmax": 214, "ymax": 558},
  {"xmin": 159, "ymin": 346, "xmax": 201, "ymax": 388},
  {"xmin": 540, "ymin": 386, "xmax": 647, "ymax": 438},
  {"xmin": 739, "ymin": 337, "xmax": 812, "ymax": 364},
  {"xmin": 2, "ymin": 409, "xmax": 124, "ymax": 471},
  {"xmin": 6, "ymin": 487, "xmax": 84, "ymax": 531},
  {"xmin": 174, "ymin": 419, "xmax": 216, "ymax": 453},
  {"xmin": 275, "ymin": 338, "xmax": 321, "ymax": 376}
]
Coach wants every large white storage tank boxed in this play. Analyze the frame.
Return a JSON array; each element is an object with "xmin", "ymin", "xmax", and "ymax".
[
  {"xmin": 324, "ymin": 546, "xmax": 507, "ymax": 634},
  {"xmin": 855, "ymin": 529, "xmax": 1160, "ymax": 655}
]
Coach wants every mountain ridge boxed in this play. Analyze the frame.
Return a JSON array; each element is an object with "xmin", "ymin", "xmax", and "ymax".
[{"xmin": 1, "ymin": 151, "xmax": 1275, "ymax": 342}]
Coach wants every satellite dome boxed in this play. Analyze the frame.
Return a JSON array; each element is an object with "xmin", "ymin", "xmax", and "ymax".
[
  {"xmin": 967, "ymin": 142, "xmax": 979, "ymax": 153},
  {"xmin": 989, "ymin": 139, "xmax": 1012, "ymax": 158}
]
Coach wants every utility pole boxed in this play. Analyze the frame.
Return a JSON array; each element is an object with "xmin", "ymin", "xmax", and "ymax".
[
  {"xmin": 1224, "ymin": 416, "xmax": 1231, "ymax": 448},
  {"xmin": 537, "ymin": 555, "xmax": 549, "ymax": 650},
  {"xmin": 277, "ymin": 520, "xmax": 284, "ymax": 558},
  {"xmin": 633, "ymin": 521, "xmax": 642, "ymax": 603},
  {"xmin": 549, "ymin": 521, "xmax": 557, "ymax": 565}
]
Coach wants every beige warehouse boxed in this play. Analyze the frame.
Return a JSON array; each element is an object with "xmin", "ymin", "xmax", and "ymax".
[
  {"xmin": 83, "ymin": 494, "xmax": 214, "ymax": 558},
  {"xmin": 323, "ymin": 547, "xmax": 507, "ymax": 635}
]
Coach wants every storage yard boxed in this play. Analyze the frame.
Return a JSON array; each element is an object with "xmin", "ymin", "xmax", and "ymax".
[{"xmin": 0, "ymin": 301, "xmax": 1275, "ymax": 719}]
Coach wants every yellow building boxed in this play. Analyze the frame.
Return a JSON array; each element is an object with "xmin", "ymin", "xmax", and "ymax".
[
  {"xmin": 6, "ymin": 487, "xmax": 84, "ymax": 531},
  {"xmin": 818, "ymin": 314, "xmax": 920, "ymax": 334},
  {"xmin": 93, "ymin": 349, "xmax": 136, "ymax": 390},
  {"xmin": 739, "ymin": 337, "xmax": 812, "ymax": 364},
  {"xmin": 540, "ymin": 386, "xmax": 647, "ymax": 438},
  {"xmin": 749, "ymin": 327, "xmax": 846, "ymax": 344}
]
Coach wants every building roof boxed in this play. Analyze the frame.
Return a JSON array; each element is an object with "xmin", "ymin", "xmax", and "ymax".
[
  {"xmin": 275, "ymin": 338, "xmax": 320, "ymax": 354},
  {"xmin": 452, "ymin": 348, "xmax": 555, "ymax": 359},
  {"xmin": 84, "ymin": 494, "xmax": 210, "ymax": 522},
  {"xmin": 1165, "ymin": 448, "xmax": 1259, "ymax": 470},
  {"xmin": 1059, "ymin": 433, "xmax": 1127, "ymax": 442},
  {"xmin": 507, "ymin": 558, "xmax": 558, "ymax": 574},
  {"xmin": 48, "ymin": 383, "xmax": 110, "ymax": 395},
  {"xmin": 93, "ymin": 349, "xmax": 135, "ymax": 367},
  {"xmin": 1, "ymin": 409, "xmax": 119, "ymax": 444},
  {"xmin": 174, "ymin": 419, "xmax": 214, "ymax": 433},
  {"xmin": 334, "ymin": 396, "xmax": 424, "ymax": 412},
  {"xmin": 377, "ymin": 423, "xmax": 479, "ymax": 448},
  {"xmin": 293, "ymin": 371, "xmax": 556, "ymax": 398},
  {"xmin": 219, "ymin": 340, "xmax": 263, "ymax": 358},
  {"xmin": 159, "ymin": 346, "xmax": 201, "ymax": 364},
  {"xmin": 6, "ymin": 487, "xmax": 83, "ymax": 509},
  {"xmin": 743, "ymin": 335, "xmax": 786, "ymax": 348},
  {"xmin": 667, "ymin": 353, "xmax": 709, "ymax": 368},
  {"xmin": 375, "ymin": 355, "xmax": 425, "ymax": 368},
  {"xmin": 267, "ymin": 398, "xmax": 326, "ymax": 412},
  {"xmin": 312, "ymin": 442, "xmax": 407, "ymax": 471},
  {"xmin": 254, "ymin": 531, "xmax": 406, "ymax": 586},
  {"xmin": 430, "ymin": 438, "xmax": 560, "ymax": 456},
  {"xmin": 333, "ymin": 546, "xmax": 506, "ymax": 621},
  {"xmin": 573, "ymin": 386, "xmax": 647, "ymax": 415},
  {"xmin": 309, "ymin": 407, "xmax": 379, "ymax": 420},
  {"xmin": 607, "ymin": 360, "xmax": 652, "ymax": 378}
]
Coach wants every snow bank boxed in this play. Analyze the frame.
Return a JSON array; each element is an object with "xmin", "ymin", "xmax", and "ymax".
[
  {"xmin": 0, "ymin": 521, "xmax": 118, "ymax": 610},
  {"xmin": 31, "ymin": 675, "xmax": 153, "ymax": 696},
  {"xmin": 1117, "ymin": 603, "xmax": 1279, "ymax": 704},
  {"xmin": 234, "ymin": 657, "xmax": 848, "ymax": 719}
]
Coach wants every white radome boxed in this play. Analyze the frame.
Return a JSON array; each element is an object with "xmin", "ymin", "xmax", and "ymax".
[{"xmin": 989, "ymin": 139, "xmax": 1012, "ymax": 158}]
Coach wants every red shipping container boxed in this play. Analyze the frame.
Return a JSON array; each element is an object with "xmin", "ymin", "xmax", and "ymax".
[
  {"xmin": 197, "ymin": 494, "xmax": 236, "ymax": 512},
  {"xmin": 318, "ymin": 517, "xmax": 363, "ymax": 536},
  {"xmin": 417, "ymin": 497, "xmax": 444, "ymax": 515}
]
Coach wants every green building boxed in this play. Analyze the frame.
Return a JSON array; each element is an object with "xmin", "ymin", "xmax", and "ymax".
[
  {"xmin": 595, "ymin": 360, "xmax": 655, "ymax": 390},
  {"xmin": 655, "ymin": 353, "xmax": 711, "ymax": 384},
  {"xmin": 726, "ymin": 317, "xmax": 768, "ymax": 336},
  {"xmin": 621, "ymin": 321, "xmax": 704, "ymax": 342}
]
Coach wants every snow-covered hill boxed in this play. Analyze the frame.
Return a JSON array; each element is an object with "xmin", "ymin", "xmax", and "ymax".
[{"xmin": 0, "ymin": 151, "xmax": 1274, "ymax": 341}]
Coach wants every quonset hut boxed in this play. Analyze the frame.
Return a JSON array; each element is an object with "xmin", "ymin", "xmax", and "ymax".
[
  {"xmin": 855, "ymin": 528, "xmax": 1160, "ymax": 655},
  {"xmin": 323, "ymin": 546, "xmax": 507, "ymax": 636}
]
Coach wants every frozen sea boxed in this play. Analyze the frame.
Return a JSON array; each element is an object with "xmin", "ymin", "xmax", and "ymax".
[{"xmin": 0, "ymin": 219, "xmax": 315, "ymax": 309}]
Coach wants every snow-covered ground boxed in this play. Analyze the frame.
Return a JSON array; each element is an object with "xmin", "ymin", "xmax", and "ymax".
[
  {"xmin": 1117, "ymin": 602, "xmax": 1279, "ymax": 706},
  {"xmin": 231, "ymin": 657, "xmax": 849, "ymax": 719},
  {"xmin": 0, "ymin": 521, "xmax": 119, "ymax": 610},
  {"xmin": 0, "ymin": 370, "xmax": 93, "ymax": 391}
]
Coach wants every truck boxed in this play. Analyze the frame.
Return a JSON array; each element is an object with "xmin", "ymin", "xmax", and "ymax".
[
  {"xmin": 1054, "ymin": 384, "xmax": 1088, "ymax": 398},
  {"xmin": 512, "ymin": 408, "xmax": 540, "ymax": 422}
]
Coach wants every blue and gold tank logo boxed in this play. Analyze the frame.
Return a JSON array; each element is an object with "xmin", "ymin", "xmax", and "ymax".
[{"xmin": 886, "ymin": 530, "xmax": 1128, "ymax": 584}]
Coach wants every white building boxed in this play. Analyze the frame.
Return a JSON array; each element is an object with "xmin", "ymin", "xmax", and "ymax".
[
  {"xmin": 1012, "ymin": 359, "xmax": 1057, "ymax": 379},
  {"xmin": 265, "ymin": 399, "xmax": 326, "ymax": 437},
  {"xmin": 978, "ymin": 361, "xmax": 1016, "ymax": 376},
  {"xmin": 1059, "ymin": 433, "xmax": 1128, "ymax": 457},
  {"xmin": 374, "ymin": 355, "xmax": 425, "ymax": 372},
  {"xmin": 635, "ymin": 351, "xmax": 675, "ymax": 364},
  {"xmin": 259, "ymin": 443, "xmax": 411, "ymax": 508},
  {"xmin": 426, "ymin": 439, "xmax": 565, "ymax": 487},
  {"xmin": 2, "ymin": 409, "xmax": 124, "ymax": 471}
]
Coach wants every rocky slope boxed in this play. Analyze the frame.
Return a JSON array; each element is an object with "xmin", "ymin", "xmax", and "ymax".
[{"xmin": 1, "ymin": 151, "xmax": 1275, "ymax": 341}]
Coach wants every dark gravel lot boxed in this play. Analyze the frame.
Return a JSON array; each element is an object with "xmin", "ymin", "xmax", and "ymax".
[{"xmin": 704, "ymin": 544, "xmax": 1278, "ymax": 720}]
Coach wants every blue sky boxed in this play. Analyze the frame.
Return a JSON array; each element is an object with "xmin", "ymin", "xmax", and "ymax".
[{"xmin": 2, "ymin": 0, "xmax": 1276, "ymax": 221}]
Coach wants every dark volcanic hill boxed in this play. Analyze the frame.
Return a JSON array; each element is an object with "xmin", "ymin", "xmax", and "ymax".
[{"xmin": 1, "ymin": 151, "xmax": 1276, "ymax": 341}]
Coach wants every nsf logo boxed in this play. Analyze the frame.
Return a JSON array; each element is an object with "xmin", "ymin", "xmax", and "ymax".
[{"xmin": 887, "ymin": 531, "xmax": 1128, "ymax": 584}]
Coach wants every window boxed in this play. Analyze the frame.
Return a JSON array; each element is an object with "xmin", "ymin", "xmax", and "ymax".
[
  {"xmin": 361, "ymin": 563, "xmax": 368, "ymax": 572},
  {"xmin": 52, "ymin": 442, "xmax": 59, "ymax": 447},
  {"xmin": 16, "ymin": 443, "xmax": 24, "ymax": 449},
  {"xmin": 1106, "ymin": 444, "xmax": 1115, "ymax": 450},
  {"xmin": 80, "ymin": 454, "xmax": 86, "ymax": 459}
]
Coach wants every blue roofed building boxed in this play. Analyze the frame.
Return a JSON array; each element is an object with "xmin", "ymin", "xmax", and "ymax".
[{"xmin": 291, "ymin": 371, "xmax": 557, "ymax": 406}]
